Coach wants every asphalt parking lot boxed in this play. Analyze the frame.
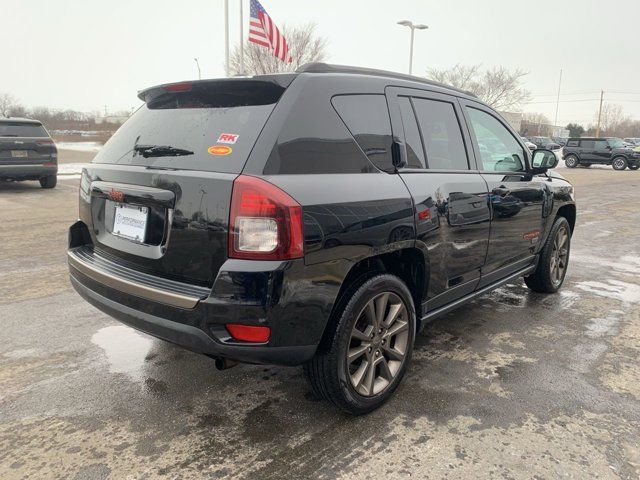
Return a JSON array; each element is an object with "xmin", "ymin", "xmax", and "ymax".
[{"xmin": 1, "ymin": 166, "xmax": 639, "ymax": 479}]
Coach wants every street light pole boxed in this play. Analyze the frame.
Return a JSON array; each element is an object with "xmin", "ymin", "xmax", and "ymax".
[
  {"xmin": 397, "ymin": 20, "xmax": 428, "ymax": 75},
  {"xmin": 194, "ymin": 58, "xmax": 201, "ymax": 80}
]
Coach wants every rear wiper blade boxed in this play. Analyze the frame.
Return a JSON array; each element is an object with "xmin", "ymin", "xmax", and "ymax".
[{"xmin": 134, "ymin": 144, "xmax": 194, "ymax": 158}]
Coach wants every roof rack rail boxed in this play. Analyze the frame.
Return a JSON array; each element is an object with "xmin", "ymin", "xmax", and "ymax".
[{"xmin": 295, "ymin": 63, "xmax": 477, "ymax": 98}]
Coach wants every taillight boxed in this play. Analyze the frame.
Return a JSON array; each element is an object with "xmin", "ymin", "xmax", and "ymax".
[
  {"xmin": 36, "ymin": 139, "xmax": 54, "ymax": 146},
  {"xmin": 229, "ymin": 175, "xmax": 304, "ymax": 260},
  {"xmin": 164, "ymin": 82, "xmax": 192, "ymax": 92},
  {"xmin": 226, "ymin": 324, "xmax": 271, "ymax": 343}
]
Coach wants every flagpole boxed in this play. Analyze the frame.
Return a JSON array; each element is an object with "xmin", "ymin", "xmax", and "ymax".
[
  {"xmin": 224, "ymin": 0, "xmax": 230, "ymax": 76},
  {"xmin": 239, "ymin": 0, "xmax": 244, "ymax": 75}
]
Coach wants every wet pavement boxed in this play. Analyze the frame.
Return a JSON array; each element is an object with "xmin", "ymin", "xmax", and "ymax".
[{"xmin": 0, "ymin": 168, "xmax": 639, "ymax": 479}]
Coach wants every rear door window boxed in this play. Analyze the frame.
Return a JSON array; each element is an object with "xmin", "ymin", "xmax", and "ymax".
[
  {"xmin": 0, "ymin": 122, "xmax": 48, "ymax": 137},
  {"xmin": 580, "ymin": 140, "xmax": 595, "ymax": 149},
  {"xmin": 412, "ymin": 98, "xmax": 469, "ymax": 170},
  {"xmin": 92, "ymin": 80, "xmax": 285, "ymax": 174},
  {"xmin": 567, "ymin": 139, "xmax": 579, "ymax": 147},
  {"xmin": 331, "ymin": 95, "xmax": 394, "ymax": 171},
  {"xmin": 398, "ymin": 97, "xmax": 426, "ymax": 168}
]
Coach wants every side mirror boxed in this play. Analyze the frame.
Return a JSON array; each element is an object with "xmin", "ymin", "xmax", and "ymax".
[{"xmin": 531, "ymin": 149, "xmax": 558, "ymax": 172}]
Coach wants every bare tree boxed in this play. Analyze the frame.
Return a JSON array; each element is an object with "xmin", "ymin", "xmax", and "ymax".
[
  {"xmin": 229, "ymin": 22, "xmax": 328, "ymax": 76},
  {"xmin": 594, "ymin": 103, "xmax": 629, "ymax": 135},
  {"xmin": 0, "ymin": 93, "xmax": 23, "ymax": 118},
  {"xmin": 427, "ymin": 64, "xmax": 530, "ymax": 111}
]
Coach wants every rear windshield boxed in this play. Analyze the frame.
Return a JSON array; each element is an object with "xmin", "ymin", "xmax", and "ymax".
[
  {"xmin": 0, "ymin": 122, "xmax": 48, "ymax": 138},
  {"xmin": 93, "ymin": 81, "xmax": 284, "ymax": 174}
]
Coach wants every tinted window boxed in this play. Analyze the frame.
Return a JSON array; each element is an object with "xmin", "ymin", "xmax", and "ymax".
[
  {"xmin": 412, "ymin": 98, "xmax": 469, "ymax": 170},
  {"xmin": 398, "ymin": 97, "xmax": 426, "ymax": 168},
  {"xmin": 567, "ymin": 139, "xmax": 579, "ymax": 147},
  {"xmin": 332, "ymin": 95, "xmax": 393, "ymax": 171},
  {"xmin": 0, "ymin": 122, "xmax": 48, "ymax": 138},
  {"xmin": 466, "ymin": 107, "xmax": 525, "ymax": 172},
  {"xmin": 93, "ymin": 82, "xmax": 281, "ymax": 174},
  {"xmin": 580, "ymin": 140, "xmax": 595, "ymax": 148}
]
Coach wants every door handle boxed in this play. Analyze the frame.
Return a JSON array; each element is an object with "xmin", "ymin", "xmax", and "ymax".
[{"xmin": 492, "ymin": 187, "xmax": 511, "ymax": 197}]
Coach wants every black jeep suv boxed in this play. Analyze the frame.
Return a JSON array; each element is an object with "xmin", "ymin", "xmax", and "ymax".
[
  {"xmin": 68, "ymin": 64, "xmax": 576, "ymax": 414},
  {"xmin": 0, "ymin": 118, "xmax": 58, "ymax": 188},
  {"xmin": 563, "ymin": 137, "xmax": 640, "ymax": 170}
]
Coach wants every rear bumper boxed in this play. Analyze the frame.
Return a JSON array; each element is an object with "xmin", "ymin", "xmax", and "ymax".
[
  {"xmin": 67, "ymin": 220, "xmax": 332, "ymax": 366},
  {"xmin": 69, "ymin": 274, "xmax": 316, "ymax": 365},
  {"xmin": 0, "ymin": 163, "xmax": 57, "ymax": 179}
]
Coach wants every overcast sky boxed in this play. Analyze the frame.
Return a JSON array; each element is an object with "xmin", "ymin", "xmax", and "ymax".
[{"xmin": 3, "ymin": 0, "xmax": 640, "ymax": 126}]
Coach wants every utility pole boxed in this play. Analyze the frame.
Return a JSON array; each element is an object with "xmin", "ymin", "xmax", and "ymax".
[
  {"xmin": 595, "ymin": 90, "xmax": 604, "ymax": 138},
  {"xmin": 239, "ymin": 0, "xmax": 245, "ymax": 75},
  {"xmin": 553, "ymin": 68, "xmax": 562, "ymax": 128},
  {"xmin": 224, "ymin": 0, "xmax": 230, "ymax": 77}
]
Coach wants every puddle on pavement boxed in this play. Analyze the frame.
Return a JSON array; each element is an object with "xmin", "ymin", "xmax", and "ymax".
[
  {"xmin": 91, "ymin": 325, "xmax": 153, "ymax": 381},
  {"xmin": 575, "ymin": 279, "xmax": 640, "ymax": 303}
]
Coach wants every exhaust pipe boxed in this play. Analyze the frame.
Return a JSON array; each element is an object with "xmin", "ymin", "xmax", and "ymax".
[{"xmin": 215, "ymin": 357, "xmax": 238, "ymax": 370}]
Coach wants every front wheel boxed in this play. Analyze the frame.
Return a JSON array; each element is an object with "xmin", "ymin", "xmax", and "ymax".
[
  {"xmin": 629, "ymin": 164, "xmax": 639, "ymax": 171},
  {"xmin": 612, "ymin": 156, "xmax": 628, "ymax": 171},
  {"xmin": 304, "ymin": 274, "xmax": 416, "ymax": 415},
  {"xmin": 525, "ymin": 216, "xmax": 571, "ymax": 293},
  {"xmin": 564, "ymin": 155, "xmax": 579, "ymax": 168}
]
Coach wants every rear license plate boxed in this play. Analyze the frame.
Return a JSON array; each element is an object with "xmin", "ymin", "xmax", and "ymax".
[
  {"xmin": 113, "ymin": 203, "xmax": 148, "ymax": 243},
  {"xmin": 11, "ymin": 150, "xmax": 28, "ymax": 158}
]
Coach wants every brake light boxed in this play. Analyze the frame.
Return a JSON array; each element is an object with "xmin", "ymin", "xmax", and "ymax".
[
  {"xmin": 226, "ymin": 324, "xmax": 271, "ymax": 343},
  {"xmin": 229, "ymin": 175, "xmax": 303, "ymax": 260},
  {"xmin": 164, "ymin": 82, "xmax": 192, "ymax": 92},
  {"xmin": 36, "ymin": 139, "xmax": 54, "ymax": 146}
]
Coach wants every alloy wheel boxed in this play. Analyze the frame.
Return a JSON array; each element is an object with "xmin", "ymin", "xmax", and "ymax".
[
  {"xmin": 347, "ymin": 292, "xmax": 409, "ymax": 397},
  {"xmin": 613, "ymin": 158, "xmax": 625, "ymax": 170},
  {"xmin": 550, "ymin": 226, "xmax": 569, "ymax": 287}
]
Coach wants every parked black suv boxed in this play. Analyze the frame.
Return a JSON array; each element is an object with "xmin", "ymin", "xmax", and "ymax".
[
  {"xmin": 0, "ymin": 118, "xmax": 58, "ymax": 188},
  {"xmin": 563, "ymin": 137, "xmax": 640, "ymax": 170},
  {"xmin": 68, "ymin": 64, "xmax": 576, "ymax": 414},
  {"xmin": 527, "ymin": 136, "xmax": 562, "ymax": 151}
]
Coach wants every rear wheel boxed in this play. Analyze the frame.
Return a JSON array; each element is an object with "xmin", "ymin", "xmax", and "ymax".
[
  {"xmin": 525, "ymin": 216, "xmax": 571, "ymax": 293},
  {"xmin": 612, "ymin": 156, "xmax": 627, "ymax": 171},
  {"xmin": 564, "ymin": 155, "xmax": 579, "ymax": 168},
  {"xmin": 629, "ymin": 164, "xmax": 639, "ymax": 171},
  {"xmin": 304, "ymin": 274, "xmax": 416, "ymax": 415},
  {"xmin": 39, "ymin": 175, "xmax": 57, "ymax": 189}
]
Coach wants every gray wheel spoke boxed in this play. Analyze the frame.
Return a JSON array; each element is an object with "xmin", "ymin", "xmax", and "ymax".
[
  {"xmin": 348, "ymin": 344, "xmax": 369, "ymax": 363},
  {"xmin": 351, "ymin": 325, "xmax": 372, "ymax": 342},
  {"xmin": 382, "ymin": 344, "xmax": 404, "ymax": 361},
  {"xmin": 364, "ymin": 301, "xmax": 376, "ymax": 327},
  {"xmin": 364, "ymin": 358, "xmax": 376, "ymax": 395},
  {"xmin": 374, "ymin": 293, "xmax": 389, "ymax": 328},
  {"xmin": 351, "ymin": 359, "xmax": 369, "ymax": 389},
  {"xmin": 384, "ymin": 319, "xmax": 408, "ymax": 339},
  {"xmin": 379, "ymin": 356, "xmax": 393, "ymax": 381},
  {"xmin": 383, "ymin": 303, "xmax": 403, "ymax": 328}
]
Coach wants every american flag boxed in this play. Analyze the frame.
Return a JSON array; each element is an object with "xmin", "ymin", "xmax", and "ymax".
[{"xmin": 249, "ymin": 0, "xmax": 292, "ymax": 63}]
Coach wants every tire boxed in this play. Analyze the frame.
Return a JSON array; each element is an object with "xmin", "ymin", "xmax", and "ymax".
[
  {"xmin": 525, "ymin": 216, "xmax": 571, "ymax": 294},
  {"xmin": 39, "ymin": 175, "xmax": 57, "ymax": 189},
  {"xmin": 612, "ymin": 156, "xmax": 627, "ymax": 171},
  {"xmin": 629, "ymin": 164, "xmax": 639, "ymax": 171},
  {"xmin": 304, "ymin": 274, "xmax": 416, "ymax": 415},
  {"xmin": 564, "ymin": 155, "xmax": 579, "ymax": 168}
]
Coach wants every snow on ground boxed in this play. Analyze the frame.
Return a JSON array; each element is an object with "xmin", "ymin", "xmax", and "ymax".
[
  {"xmin": 56, "ymin": 142, "xmax": 103, "ymax": 153},
  {"xmin": 57, "ymin": 163, "xmax": 86, "ymax": 176}
]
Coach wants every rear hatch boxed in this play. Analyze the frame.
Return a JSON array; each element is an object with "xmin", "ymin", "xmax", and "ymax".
[
  {"xmin": 79, "ymin": 77, "xmax": 292, "ymax": 287},
  {"xmin": 0, "ymin": 121, "xmax": 56, "ymax": 165}
]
